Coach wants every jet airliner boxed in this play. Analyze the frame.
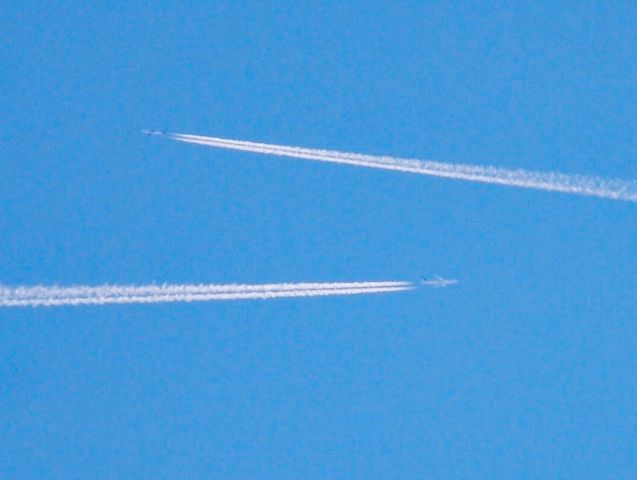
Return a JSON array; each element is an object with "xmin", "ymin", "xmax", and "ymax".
[
  {"xmin": 142, "ymin": 129, "xmax": 166, "ymax": 136},
  {"xmin": 421, "ymin": 276, "xmax": 458, "ymax": 288}
]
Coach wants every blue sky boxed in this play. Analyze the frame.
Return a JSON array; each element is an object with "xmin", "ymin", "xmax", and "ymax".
[{"xmin": 2, "ymin": 2, "xmax": 636, "ymax": 477}]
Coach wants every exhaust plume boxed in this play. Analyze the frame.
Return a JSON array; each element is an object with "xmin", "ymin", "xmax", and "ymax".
[
  {"xmin": 0, "ymin": 281, "xmax": 414, "ymax": 307},
  {"xmin": 163, "ymin": 132, "xmax": 637, "ymax": 202}
]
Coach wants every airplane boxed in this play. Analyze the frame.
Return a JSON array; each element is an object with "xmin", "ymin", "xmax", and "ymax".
[
  {"xmin": 420, "ymin": 275, "xmax": 458, "ymax": 288},
  {"xmin": 142, "ymin": 129, "xmax": 167, "ymax": 136}
]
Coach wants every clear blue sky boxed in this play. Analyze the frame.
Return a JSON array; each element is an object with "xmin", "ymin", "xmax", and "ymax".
[{"xmin": 2, "ymin": 2, "xmax": 636, "ymax": 478}]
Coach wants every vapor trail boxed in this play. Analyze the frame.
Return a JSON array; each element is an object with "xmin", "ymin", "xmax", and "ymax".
[
  {"xmin": 164, "ymin": 132, "xmax": 637, "ymax": 202},
  {"xmin": 0, "ymin": 281, "xmax": 413, "ymax": 307}
]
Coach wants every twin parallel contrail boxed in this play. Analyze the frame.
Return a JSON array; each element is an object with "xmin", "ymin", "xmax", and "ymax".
[
  {"xmin": 0, "ymin": 281, "xmax": 414, "ymax": 307},
  {"xmin": 158, "ymin": 131, "xmax": 637, "ymax": 202}
]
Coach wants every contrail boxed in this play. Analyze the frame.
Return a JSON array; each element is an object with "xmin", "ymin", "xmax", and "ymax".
[
  {"xmin": 160, "ymin": 132, "xmax": 637, "ymax": 202},
  {"xmin": 0, "ymin": 281, "xmax": 414, "ymax": 307}
]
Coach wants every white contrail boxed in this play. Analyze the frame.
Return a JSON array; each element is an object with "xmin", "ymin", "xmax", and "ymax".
[
  {"xmin": 0, "ymin": 281, "xmax": 407, "ymax": 299},
  {"xmin": 0, "ymin": 281, "xmax": 414, "ymax": 307},
  {"xmin": 163, "ymin": 132, "xmax": 637, "ymax": 202}
]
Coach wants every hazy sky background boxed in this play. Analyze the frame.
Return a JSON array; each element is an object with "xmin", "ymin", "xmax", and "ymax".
[{"xmin": 2, "ymin": 2, "xmax": 636, "ymax": 478}]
